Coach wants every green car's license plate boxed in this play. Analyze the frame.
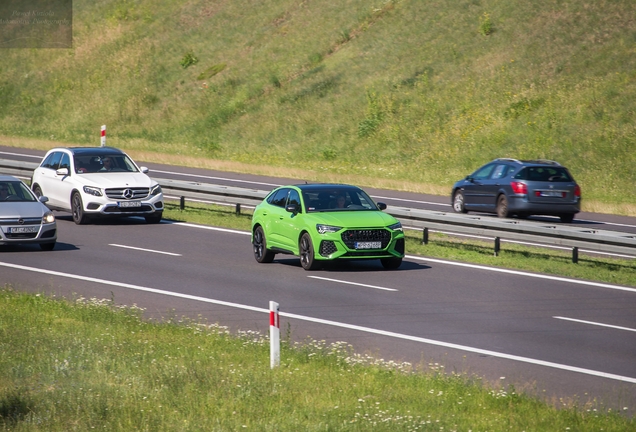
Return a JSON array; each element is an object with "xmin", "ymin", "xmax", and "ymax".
[{"xmin": 355, "ymin": 241, "xmax": 381, "ymax": 249}]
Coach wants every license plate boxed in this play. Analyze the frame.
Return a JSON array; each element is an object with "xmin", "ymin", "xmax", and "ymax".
[
  {"xmin": 354, "ymin": 241, "xmax": 382, "ymax": 249},
  {"xmin": 118, "ymin": 201, "xmax": 142, "ymax": 208},
  {"xmin": 8, "ymin": 226, "xmax": 39, "ymax": 234},
  {"xmin": 540, "ymin": 191, "xmax": 564, "ymax": 197}
]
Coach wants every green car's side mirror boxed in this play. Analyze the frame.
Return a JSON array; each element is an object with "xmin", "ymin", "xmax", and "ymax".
[{"xmin": 286, "ymin": 203, "xmax": 299, "ymax": 214}]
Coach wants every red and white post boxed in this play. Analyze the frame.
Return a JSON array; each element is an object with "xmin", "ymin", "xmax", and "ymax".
[
  {"xmin": 100, "ymin": 125, "xmax": 106, "ymax": 147},
  {"xmin": 270, "ymin": 301, "xmax": 280, "ymax": 368}
]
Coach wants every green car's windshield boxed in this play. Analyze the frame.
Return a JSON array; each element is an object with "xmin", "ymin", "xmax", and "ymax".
[
  {"xmin": 302, "ymin": 187, "xmax": 378, "ymax": 212},
  {"xmin": 0, "ymin": 180, "xmax": 37, "ymax": 203}
]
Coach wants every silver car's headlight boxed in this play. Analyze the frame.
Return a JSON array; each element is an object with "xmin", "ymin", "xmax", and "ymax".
[
  {"xmin": 83, "ymin": 185, "xmax": 103, "ymax": 197},
  {"xmin": 388, "ymin": 221, "xmax": 403, "ymax": 231},
  {"xmin": 150, "ymin": 184, "xmax": 162, "ymax": 196},
  {"xmin": 43, "ymin": 211, "xmax": 55, "ymax": 224},
  {"xmin": 316, "ymin": 224, "xmax": 342, "ymax": 234}
]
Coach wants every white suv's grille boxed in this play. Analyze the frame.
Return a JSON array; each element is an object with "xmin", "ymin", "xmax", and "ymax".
[{"xmin": 105, "ymin": 187, "xmax": 150, "ymax": 200}]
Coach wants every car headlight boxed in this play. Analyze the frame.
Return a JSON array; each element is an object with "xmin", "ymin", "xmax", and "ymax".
[
  {"xmin": 43, "ymin": 211, "xmax": 55, "ymax": 224},
  {"xmin": 150, "ymin": 184, "xmax": 162, "ymax": 196},
  {"xmin": 388, "ymin": 221, "xmax": 403, "ymax": 231},
  {"xmin": 83, "ymin": 185, "xmax": 103, "ymax": 197},
  {"xmin": 316, "ymin": 224, "xmax": 342, "ymax": 234}
]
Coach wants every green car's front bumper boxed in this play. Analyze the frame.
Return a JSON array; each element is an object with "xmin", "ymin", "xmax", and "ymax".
[{"xmin": 310, "ymin": 227, "xmax": 405, "ymax": 261}]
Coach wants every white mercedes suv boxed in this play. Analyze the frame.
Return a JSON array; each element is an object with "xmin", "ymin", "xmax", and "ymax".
[{"xmin": 31, "ymin": 147, "xmax": 164, "ymax": 224}]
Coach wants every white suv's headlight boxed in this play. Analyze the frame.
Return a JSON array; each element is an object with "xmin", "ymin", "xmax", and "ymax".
[
  {"xmin": 316, "ymin": 224, "xmax": 341, "ymax": 234},
  {"xmin": 83, "ymin": 186, "xmax": 103, "ymax": 197},
  {"xmin": 42, "ymin": 211, "xmax": 55, "ymax": 224},
  {"xmin": 150, "ymin": 184, "xmax": 162, "ymax": 196}
]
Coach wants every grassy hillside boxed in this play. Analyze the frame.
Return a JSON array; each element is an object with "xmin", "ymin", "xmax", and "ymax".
[{"xmin": 1, "ymin": 0, "xmax": 635, "ymax": 213}]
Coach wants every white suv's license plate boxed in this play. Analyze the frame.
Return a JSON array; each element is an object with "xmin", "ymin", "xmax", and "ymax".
[
  {"xmin": 8, "ymin": 226, "xmax": 39, "ymax": 234},
  {"xmin": 118, "ymin": 201, "xmax": 142, "ymax": 208},
  {"xmin": 355, "ymin": 241, "xmax": 382, "ymax": 249}
]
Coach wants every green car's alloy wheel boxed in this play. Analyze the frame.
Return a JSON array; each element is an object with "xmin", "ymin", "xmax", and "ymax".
[
  {"xmin": 253, "ymin": 226, "xmax": 275, "ymax": 263},
  {"xmin": 299, "ymin": 233, "xmax": 320, "ymax": 270}
]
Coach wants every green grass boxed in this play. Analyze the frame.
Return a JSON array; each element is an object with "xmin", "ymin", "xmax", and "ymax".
[
  {"xmin": 163, "ymin": 201, "xmax": 636, "ymax": 287},
  {"xmin": 1, "ymin": 0, "xmax": 636, "ymax": 215},
  {"xmin": 1, "ymin": 287, "xmax": 634, "ymax": 431}
]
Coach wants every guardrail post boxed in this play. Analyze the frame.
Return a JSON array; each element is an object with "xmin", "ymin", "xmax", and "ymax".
[
  {"xmin": 236, "ymin": 203, "xmax": 241, "ymax": 215},
  {"xmin": 422, "ymin": 227, "xmax": 429, "ymax": 245},
  {"xmin": 270, "ymin": 301, "xmax": 280, "ymax": 369},
  {"xmin": 572, "ymin": 247, "xmax": 579, "ymax": 264},
  {"xmin": 494, "ymin": 237, "xmax": 501, "ymax": 256},
  {"xmin": 180, "ymin": 196, "xmax": 185, "ymax": 210}
]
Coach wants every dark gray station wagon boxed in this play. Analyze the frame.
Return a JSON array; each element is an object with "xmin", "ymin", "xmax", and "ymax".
[{"xmin": 451, "ymin": 158, "xmax": 581, "ymax": 223}]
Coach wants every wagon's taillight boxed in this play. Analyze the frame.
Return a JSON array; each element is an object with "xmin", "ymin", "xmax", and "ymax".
[{"xmin": 510, "ymin": 181, "xmax": 527, "ymax": 194}]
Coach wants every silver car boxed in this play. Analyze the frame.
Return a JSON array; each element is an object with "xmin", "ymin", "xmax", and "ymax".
[{"xmin": 0, "ymin": 176, "xmax": 57, "ymax": 251}]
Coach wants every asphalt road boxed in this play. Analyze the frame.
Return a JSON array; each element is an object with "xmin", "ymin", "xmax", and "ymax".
[{"xmin": 1, "ymin": 145, "xmax": 636, "ymax": 412}]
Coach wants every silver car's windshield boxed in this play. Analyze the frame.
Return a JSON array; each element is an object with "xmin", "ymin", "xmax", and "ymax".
[
  {"xmin": 302, "ymin": 187, "xmax": 378, "ymax": 212},
  {"xmin": 73, "ymin": 154, "xmax": 139, "ymax": 174},
  {"xmin": 0, "ymin": 181, "xmax": 37, "ymax": 202}
]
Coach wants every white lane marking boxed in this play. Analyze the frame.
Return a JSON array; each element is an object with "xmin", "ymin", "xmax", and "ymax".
[
  {"xmin": 152, "ymin": 169, "xmax": 280, "ymax": 188},
  {"xmin": 308, "ymin": 276, "xmax": 398, "ymax": 292},
  {"xmin": 554, "ymin": 316, "xmax": 636, "ymax": 333},
  {"xmin": 1, "ymin": 260, "xmax": 635, "ymax": 384},
  {"xmin": 109, "ymin": 244, "xmax": 182, "ymax": 256},
  {"xmin": 407, "ymin": 255, "xmax": 636, "ymax": 293}
]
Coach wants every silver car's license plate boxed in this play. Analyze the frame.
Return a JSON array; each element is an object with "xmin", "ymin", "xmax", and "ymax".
[
  {"xmin": 8, "ymin": 226, "xmax": 39, "ymax": 234},
  {"xmin": 355, "ymin": 241, "xmax": 382, "ymax": 249},
  {"xmin": 118, "ymin": 201, "xmax": 142, "ymax": 208}
]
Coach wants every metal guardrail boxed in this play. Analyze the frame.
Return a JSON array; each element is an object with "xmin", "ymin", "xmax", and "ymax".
[{"xmin": 2, "ymin": 158, "xmax": 635, "ymax": 261}]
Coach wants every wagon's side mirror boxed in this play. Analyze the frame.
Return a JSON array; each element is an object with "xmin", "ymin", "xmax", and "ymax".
[{"xmin": 377, "ymin": 202, "xmax": 387, "ymax": 211}]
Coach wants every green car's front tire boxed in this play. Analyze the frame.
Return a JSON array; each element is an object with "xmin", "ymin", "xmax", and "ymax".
[
  {"xmin": 299, "ymin": 233, "xmax": 320, "ymax": 270},
  {"xmin": 380, "ymin": 257, "xmax": 402, "ymax": 270},
  {"xmin": 253, "ymin": 226, "xmax": 275, "ymax": 263}
]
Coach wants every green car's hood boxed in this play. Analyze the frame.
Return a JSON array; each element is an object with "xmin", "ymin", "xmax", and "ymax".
[{"xmin": 304, "ymin": 210, "xmax": 398, "ymax": 228}]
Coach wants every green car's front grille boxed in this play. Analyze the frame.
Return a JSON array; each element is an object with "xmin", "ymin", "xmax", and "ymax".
[{"xmin": 341, "ymin": 229, "xmax": 391, "ymax": 249}]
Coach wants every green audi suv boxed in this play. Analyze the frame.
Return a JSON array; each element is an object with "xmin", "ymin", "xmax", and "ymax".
[{"xmin": 251, "ymin": 184, "xmax": 405, "ymax": 270}]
